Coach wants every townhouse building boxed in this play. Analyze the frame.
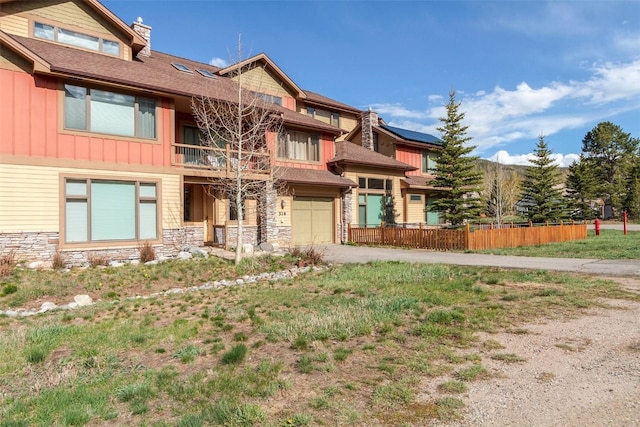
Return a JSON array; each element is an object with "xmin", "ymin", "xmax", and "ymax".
[{"xmin": 0, "ymin": 0, "xmax": 444, "ymax": 265}]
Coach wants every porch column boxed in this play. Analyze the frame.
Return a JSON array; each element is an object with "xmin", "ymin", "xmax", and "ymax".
[
  {"xmin": 341, "ymin": 187, "xmax": 353, "ymax": 243},
  {"xmin": 261, "ymin": 180, "xmax": 278, "ymax": 243}
]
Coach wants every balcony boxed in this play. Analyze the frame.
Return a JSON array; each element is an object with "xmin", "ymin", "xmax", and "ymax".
[{"xmin": 172, "ymin": 143, "xmax": 272, "ymax": 178}]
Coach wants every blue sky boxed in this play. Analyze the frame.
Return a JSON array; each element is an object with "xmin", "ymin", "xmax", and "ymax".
[{"xmin": 103, "ymin": 0, "xmax": 640, "ymax": 166}]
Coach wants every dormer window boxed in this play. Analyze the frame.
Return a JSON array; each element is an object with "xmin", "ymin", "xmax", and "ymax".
[
  {"xmin": 197, "ymin": 69, "xmax": 217, "ymax": 78},
  {"xmin": 172, "ymin": 63, "xmax": 192, "ymax": 73},
  {"xmin": 34, "ymin": 22, "xmax": 120, "ymax": 56}
]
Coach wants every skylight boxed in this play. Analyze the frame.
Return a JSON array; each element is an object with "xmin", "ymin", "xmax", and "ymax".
[
  {"xmin": 171, "ymin": 63, "xmax": 192, "ymax": 73},
  {"xmin": 197, "ymin": 69, "xmax": 217, "ymax": 78}
]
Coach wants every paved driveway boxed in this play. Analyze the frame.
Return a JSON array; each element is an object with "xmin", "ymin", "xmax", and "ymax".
[{"xmin": 318, "ymin": 244, "xmax": 640, "ymax": 277}]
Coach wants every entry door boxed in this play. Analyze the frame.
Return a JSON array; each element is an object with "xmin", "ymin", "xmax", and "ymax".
[{"xmin": 426, "ymin": 196, "xmax": 440, "ymax": 225}]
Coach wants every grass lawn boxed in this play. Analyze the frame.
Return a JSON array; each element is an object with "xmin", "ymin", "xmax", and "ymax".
[
  {"xmin": 470, "ymin": 229, "xmax": 640, "ymax": 259},
  {"xmin": 1, "ymin": 254, "xmax": 638, "ymax": 426}
]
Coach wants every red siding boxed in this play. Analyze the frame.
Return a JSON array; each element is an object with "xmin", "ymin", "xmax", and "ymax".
[
  {"xmin": 0, "ymin": 69, "xmax": 172, "ymax": 167},
  {"xmin": 396, "ymin": 145, "xmax": 423, "ymax": 176}
]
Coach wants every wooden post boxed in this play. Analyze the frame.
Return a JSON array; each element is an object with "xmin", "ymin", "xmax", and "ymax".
[
  {"xmin": 348, "ymin": 223, "xmax": 352, "ymax": 242},
  {"xmin": 381, "ymin": 222, "xmax": 385, "ymax": 245},
  {"xmin": 465, "ymin": 223, "xmax": 471, "ymax": 250}
]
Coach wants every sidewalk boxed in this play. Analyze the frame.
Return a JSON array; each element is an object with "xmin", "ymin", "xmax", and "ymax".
[{"xmin": 318, "ymin": 244, "xmax": 640, "ymax": 277}]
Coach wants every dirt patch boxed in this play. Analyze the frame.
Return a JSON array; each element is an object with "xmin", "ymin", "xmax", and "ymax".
[{"xmin": 437, "ymin": 286, "xmax": 640, "ymax": 426}]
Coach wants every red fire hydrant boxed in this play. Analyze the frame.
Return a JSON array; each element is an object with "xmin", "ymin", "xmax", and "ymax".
[{"xmin": 594, "ymin": 218, "xmax": 600, "ymax": 236}]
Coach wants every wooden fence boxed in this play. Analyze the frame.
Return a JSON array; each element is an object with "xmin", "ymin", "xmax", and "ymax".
[{"xmin": 348, "ymin": 222, "xmax": 588, "ymax": 251}]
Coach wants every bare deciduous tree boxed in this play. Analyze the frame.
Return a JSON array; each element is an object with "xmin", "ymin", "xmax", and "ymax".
[
  {"xmin": 191, "ymin": 39, "xmax": 283, "ymax": 265},
  {"xmin": 484, "ymin": 162, "xmax": 521, "ymax": 222}
]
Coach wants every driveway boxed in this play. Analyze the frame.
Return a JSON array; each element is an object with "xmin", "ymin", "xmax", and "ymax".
[{"xmin": 318, "ymin": 244, "xmax": 640, "ymax": 277}]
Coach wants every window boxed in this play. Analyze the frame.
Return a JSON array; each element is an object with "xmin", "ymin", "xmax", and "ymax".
[
  {"xmin": 357, "ymin": 177, "xmax": 394, "ymax": 226},
  {"xmin": 409, "ymin": 194, "xmax": 423, "ymax": 203},
  {"xmin": 254, "ymin": 92, "xmax": 282, "ymax": 106},
  {"xmin": 422, "ymin": 151, "xmax": 439, "ymax": 174},
  {"xmin": 64, "ymin": 84, "xmax": 156, "ymax": 139},
  {"xmin": 330, "ymin": 112, "xmax": 340, "ymax": 127},
  {"xmin": 197, "ymin": 69, "xmax": 217, "ymax": 78},
  {"xmin": 172, "ymin": 63, "xmax": 192, "ymax": 73},
  {"xmin": 34, "ymin": 22, "xmax": 120, "ymax": 56},
  {"xmin": 277, "ymin": 131, "xmax": 320, "ymax": 161},
  {"xmin": 373, "ymin": 133, "xmax": 379, "ymax": 152},
  {"xmin": 64, "ymin": 178, "xmax": 158, "ymax": 243}
]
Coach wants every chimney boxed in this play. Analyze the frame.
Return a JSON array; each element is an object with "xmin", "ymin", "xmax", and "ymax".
[
  {"xmin": 361, "ymin": 108, "xmax": 378, "ymax": 151},
  {"xmin": 131, "ymin": 17, "xmax": 151, "ymax": 57}
]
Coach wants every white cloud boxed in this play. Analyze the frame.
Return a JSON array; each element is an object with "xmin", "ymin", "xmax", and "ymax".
[
  {"xmin": 371, "ymin": 59, "xmax": 640, "ymax": 155},
  {"xmin": 209, "ymin": 57, "xmax": 229, "ymax": 68},
  {"xmin": 487, "ymin": 150, "xmax": 579, "ymax": 168},
  {"xmin": 368, "ymin": 103, "xmax": 429, "ymax": 120}
]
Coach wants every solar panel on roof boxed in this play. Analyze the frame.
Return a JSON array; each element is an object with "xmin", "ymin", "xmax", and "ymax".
[{"xmin": 381, "ymin": 124, "xmax": 442, "ymax": 145}]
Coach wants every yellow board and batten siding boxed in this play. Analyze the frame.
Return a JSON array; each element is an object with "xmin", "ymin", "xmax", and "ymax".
[
  {"xmin": 405, "ymin": 193, "xmax": 425, "ymax": 224},
  {"xmin": 0, "ymin": 164, "xmax": 181, "ymax": 233},
  {"xmin": 0, "ymin": 0, "xmax": 132, "ymax": 60},
  {"xmin": 232, "ymin": 67, "xmax": 294, "ymax": 98}
]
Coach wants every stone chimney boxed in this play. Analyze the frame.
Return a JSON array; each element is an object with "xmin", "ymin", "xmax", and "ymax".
[
  {"xmin": 361, "ymin": 108, "xmax": 378, "ymax": 151},
  {"xmin": 131, "ymin": 17, "xmax": 151, "ymax": 57}
]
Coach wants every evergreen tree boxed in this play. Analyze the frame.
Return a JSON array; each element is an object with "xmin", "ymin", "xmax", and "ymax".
[
  {"xmin": 565, "ymin": 154, "xmax": 598, "ymax": 220},
  {"xmin": 624, "ymin": 156, "xmax": 640, "ymax": 220},
  {"xmin": 433, "ymin": 89, "xmax": 483, "ymax": 226},
  {"xmin": 520, "ymin": 135, "xmax": 567, "ymax": 223},
  {"xmin": 581, "ymin": 121, "xmax": 639, "ymax": 216}
]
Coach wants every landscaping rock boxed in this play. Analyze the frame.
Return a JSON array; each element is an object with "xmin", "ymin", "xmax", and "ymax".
[
  {"xmin": 40, "ymin": 302, "xmax": 57, "ymax": 312},
  {"xmin": 74, "ymin": 295, "xmax": 93, "ymax": 307},
  {"xmin": 242, "ymin": 243, "xmax": 254, "ymax": 254},
  {"xmin": 259, "ymin": 242, "xmax": 274, "ymax": 252},
  {"xmin": 176, "ymin": 251, "xmax": 192, "ymax": 260}
]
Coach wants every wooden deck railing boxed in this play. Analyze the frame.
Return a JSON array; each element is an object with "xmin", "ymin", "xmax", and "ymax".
[{"xmin": 348, "ymin": 222, "xmax": 587, "ymax": 251}]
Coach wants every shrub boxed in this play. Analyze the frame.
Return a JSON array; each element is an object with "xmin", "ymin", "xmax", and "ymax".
[
  {"xmin": 51, "ymin": 249, "xmax": 66, "ymax": 270},
  {"xmin": 0, "ymin": 251, "xmax": 16, "ymax": 277},
  {"xmin": 139, "ymin": 241, "xmax": 156, "ymax": 263},
  {"xmin": 289, "ymin": 245, "xmax": 325, "ymax": 266},
  {"xmin": 88, "ymin": 253, "xmax": 109, "ymax": 267}
]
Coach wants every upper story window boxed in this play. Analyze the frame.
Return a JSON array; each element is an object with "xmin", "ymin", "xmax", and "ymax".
[
  {"xmin": 307, "ymin": 107, "xmax": 341, "ymax": 128},
  {"xmin": 277, "ymin": 131, "xmax": 320, "ymax": 162},
  {"xmin": 64, "ymin": 84, "xmax": 156, "ymax": 139},
  {"xmin": 254, "ymin": 92, "xmax": 282, "ymax": 106},
  {"xmin": 34, "ymin": 22, "xmax": 120, "ymax": 56},
  {"xmin": 330, "ymin": 112, "xmax": 340, "ymax": 128},
  {"xmin": 373, "ymin": 133, "xmax": 379, "ymax": 152},
  {"xmin": 422, "ymin": 151, "xmax": 439, "ymax": 174}
]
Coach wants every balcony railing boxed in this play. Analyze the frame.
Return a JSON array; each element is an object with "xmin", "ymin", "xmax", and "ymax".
[{"xmin": 173, "ymin": 143, "xmax": 271, "ymax": 175}]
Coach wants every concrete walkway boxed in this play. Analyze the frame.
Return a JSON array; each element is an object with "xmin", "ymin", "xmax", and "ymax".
[{"xmin": 318, "ymin": 244, "xmax": 640, "ymax": 277}]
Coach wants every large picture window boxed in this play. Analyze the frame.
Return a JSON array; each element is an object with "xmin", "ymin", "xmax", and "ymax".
[
  {"xmin": 277, "ymin": 131, "xmax": 320, "ymax": 161},
  {"xmin": 65, "ymin": 178, "xmax": 158, "ymax": 243},
  {"xmin": 64, "ymin": 84, "xmax": 156, "ymax": 139}
]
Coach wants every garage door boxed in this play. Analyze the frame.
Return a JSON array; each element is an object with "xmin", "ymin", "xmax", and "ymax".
[{"xmin": 292, "ymin": 197, "xmax": 334, "ymax": 245}]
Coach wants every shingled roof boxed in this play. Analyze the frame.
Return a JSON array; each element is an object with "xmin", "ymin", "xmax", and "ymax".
[
  {"xmin": 303, "ymin": 90, "xmax": 361, "ymax": 114},
  {"xmin": 4, "ymin": 33, "xmax": 343, "ymax": 135},
  {"xmin": 279, "ymin": 167, "xmax": 357, "ymax": 188},
  {"xmin": 329, "ymin": 141, "xmax": 417, "ymax": 171}
]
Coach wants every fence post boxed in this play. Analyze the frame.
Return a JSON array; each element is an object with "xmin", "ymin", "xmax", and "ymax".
[
  {"xmin": 381, "ymin": 222, "xmax": 385, "ymax": 245},
  {"xmin": 465, "ymin": 223, "xmax": 471, "ymax": 250},
  {"xmin": 348, "ymin": 223, "xmax": 352, "ymax": 243}
]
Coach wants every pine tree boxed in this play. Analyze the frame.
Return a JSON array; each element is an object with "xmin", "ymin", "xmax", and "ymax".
[
  {"xmin": 581, "ymin": 122, "xmax": 639, "ymax": 216},
  {"xmin": 565, "ymin": 154, "xmax": 598, "ymax": 220},
  {"xmin": 432, "ymin": 89, "xmax": 483, "ymax": 226},
  {"xmin": 520, "ymin": 135, "xmax": 567, "ymax": 223}
]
